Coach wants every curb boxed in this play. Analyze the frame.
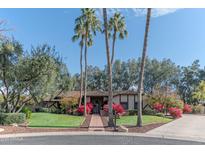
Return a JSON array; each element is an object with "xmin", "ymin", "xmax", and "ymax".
[{"xmin": 0, "ymin": 131, "xmax": 205, "ymax": 143}]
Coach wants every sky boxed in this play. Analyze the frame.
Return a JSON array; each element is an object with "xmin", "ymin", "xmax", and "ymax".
[{"xmin": 0, "ymin": 8, "xmax": 205, "ymax": 74}]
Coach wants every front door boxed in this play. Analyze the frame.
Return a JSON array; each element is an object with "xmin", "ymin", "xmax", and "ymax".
[{"xmin": 91, "ymin": 97, "xmax": 103, "ymax": 114}]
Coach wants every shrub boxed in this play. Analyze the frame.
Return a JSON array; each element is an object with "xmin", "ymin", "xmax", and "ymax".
[
  {"xmin": 192, "ymin": 104, "xmax": 205, "ymax": 114},
  {"xmin": 113, "ymin": 104, "xmax": 125, "ymax": 115},
  {"xmin": 0, "ymin": 113, "xmax": 26, "ymax": 125},
  {"xmin": 165, "ymin": 100, "xmax": 184, "ymax": 110},
  {"xmin": 103, "ymin": 103, "xmax": 125, "ymax": 115},
  {"xmin": 183, "ymin": 104, "xmax": 192, "ymax": 113},
  {"xmin": 153, "ymin": 103, "xmax": 164, "ymax": 112},
  {"xmin": 148, "ymin": 95, "xmax": 184, "ymax": 115},
  {"xmin": 168, "ymin": 107, "xmax": 182, "ymax": 118},
  {"xmin": 21, "ymin": 107, "xmax": 32, "ymax": 119},
  {"xmin": 77, "ymin": 102, "xmax": 93, "ymax": 114}
]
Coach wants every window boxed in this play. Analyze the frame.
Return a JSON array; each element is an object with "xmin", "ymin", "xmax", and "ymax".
[
  {"xmin": 134, "ymin": 102, "xmax": 138, "ymax": 109},
  {"xmin": 120, "ymin": 102, "xmax": 128, "ymax": 110}
]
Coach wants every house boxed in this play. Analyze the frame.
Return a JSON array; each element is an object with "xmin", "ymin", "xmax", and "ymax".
[{"xmin": 42, "ymin": 90, "xmax": 150, "ymax": 114}]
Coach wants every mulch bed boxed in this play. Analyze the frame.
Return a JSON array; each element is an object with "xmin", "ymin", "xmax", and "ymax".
[
  {"xmin": 0, "ymin": 115, "xmax": 92, "ymax": 134},
  {"xmin": 101, "ymin": 116, "xmax": 166, "ymax": 133},
  {"xmin": 0, "ymin": 126, "xmax": 88, "ymax": 134},
  {"xmin": 125, "ymin": 123, "xmax": 166, "ymax": 133}
]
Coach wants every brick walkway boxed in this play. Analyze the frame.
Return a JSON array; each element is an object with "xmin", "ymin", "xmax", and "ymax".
[{"xmin": 88, "ymin": 114, "xmax": 105, "ymax": 131}]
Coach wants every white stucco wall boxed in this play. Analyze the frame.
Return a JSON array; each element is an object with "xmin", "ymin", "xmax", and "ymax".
[
  {"xmin": 134, "ymin": 95, "xmax": 138, "ymax": 103},
  {"xmin": 128, "ymin": 95, "xmax": 134, "ymax": 110},
  {"xmin": 121, "ymin": 95, "xmax": 128, "ymax": 102},
  {"xmin": 113, "ymin": 96, "xmax": 120, "ymax": 104}
]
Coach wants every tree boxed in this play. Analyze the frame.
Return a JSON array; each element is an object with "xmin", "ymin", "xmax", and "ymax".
[
  {"xmin": 144, "ymin": 58, "xmax": 179, "ymax": 93},
  {"xmin": 103, "ymin": 8, "xmax": 114, "ymax": 126},
  {"xmin": 87, "ymin": 65, "xmax": 106, "ymax": 91},
  {"xmin": 175, "ymin": 60, "xmax": 201, "ymax": 104},
  {"xmin": 27, "ymin": 45, "xmax": 72, "ymax": 104},
  {"xmin": 0, "ymin": 39, "xmax": 26, "ymax": 113},
  {"xmin": 0, "ymin": 41, "xmax": 72, "ymax": 113},
  {"xmin": 192, "ymin": 80, "xmax": 205, "ymax": 103},
  {"xmin": 77, "ymin": 8, "xmax": 101, "ymax": 116},
  {"xmin": 72, "ymin": 18, "xmax": 85, "ymax": 107},
  {"xmin": 108, "ymin": 12, "xmax": 128, "ymax": 64},
  {"xmin": 137, "ymin": 8, "xmax": 152, "ymax": 127}
]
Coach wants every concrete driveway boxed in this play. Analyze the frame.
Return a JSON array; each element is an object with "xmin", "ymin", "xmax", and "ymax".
[{"xmin": 146, "ymin": 114, "xmax": 205, "ymax": 140}]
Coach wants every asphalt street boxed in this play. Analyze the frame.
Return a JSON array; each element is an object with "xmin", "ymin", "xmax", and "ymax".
[{"xmin": 0, "ymin": 135, "xmax": 204, "ymax": 145}]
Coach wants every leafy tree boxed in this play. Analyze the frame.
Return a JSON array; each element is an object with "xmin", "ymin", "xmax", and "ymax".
[
  {"xmin": 175, "ymin": 60, "xmax": 201, "ymax": 104},
  {"xmin": 0, "ymin": 41, "xmax": 72, "ymax": 113},
  {"xmin": 25, "ymin": 45, "xmax": 72, "ymax": 105},
  {"xmin": 192, "ymin": 80, "xmax": 205, "ymax": 103},
  {"xmin": 144, "ymin": 59, "xmax": 179, "ymax": 93},
  {"xmin": 87, "ymin": 65, "xmax": 106, "ymax": 91},
  {"xmin": 0, "ymin": 39, "xmax": 27, "ymax": 113}
]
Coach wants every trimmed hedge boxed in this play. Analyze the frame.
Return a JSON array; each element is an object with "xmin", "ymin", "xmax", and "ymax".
[{"xmin": 0, "ymin": 113, "xmax": 26, "ymax": 125}]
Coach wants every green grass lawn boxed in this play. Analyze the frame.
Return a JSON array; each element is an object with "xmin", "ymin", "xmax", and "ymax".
[
  {"xmin": 28, "ymin": 113, "xmax": 84, "ymax": 128},
  {"xmin": 116, "ymin": 115, "xmax": 173, "ymax": 126}
]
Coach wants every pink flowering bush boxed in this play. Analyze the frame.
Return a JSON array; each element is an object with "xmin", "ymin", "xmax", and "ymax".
[
  {"xmin": 183, "ymin": 104, "xmax": 192, "ymax": 113},
  {"xmin": 153, "ymin": 102, "xmax": 164, "ymax": 112},
  {"xmin": 168, "ymin": 107, "xmax": 182, "ymax": 118}
]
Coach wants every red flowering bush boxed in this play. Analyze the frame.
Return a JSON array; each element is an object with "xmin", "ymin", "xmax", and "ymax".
[
  {"xmin": 168, "ymin": 107, "xmax": 182, "ymax": 118},
  {"xmin": 113, "ymin": 104, "xmax": 125, "ymax": 115},
  {"xmin": 103, "ymin": 103, "xmax": 125, "ymax": 115},
  {"xmin": 183, "ymin": 104, "xmax": 192, "ymax": 113},
  {"xmin": 77, "ymin": 102, "xmax": 93, "ymax": 114},
  {"xmin": 153, "ymin": 102, "xmax": 164, "ymax": 112}
]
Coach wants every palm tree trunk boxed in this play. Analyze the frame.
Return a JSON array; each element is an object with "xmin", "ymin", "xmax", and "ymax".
[
  {"xmin": 111, "ymin": 30, "xmax": 116, "ymax": 64},
  {"xmin": 84, "ymin": 30, "xmax": 88, "ymax": 116},
  {"xmin": 79, "ymin": 42, "xmax": 83, "ymax": 107},
  {"xmin": 103, "ymin": 8, "xmax": 114, "ymax": 127},
  {"xmin": 137, "ymin": 8, "xmax": 152, "ymax": 127}
]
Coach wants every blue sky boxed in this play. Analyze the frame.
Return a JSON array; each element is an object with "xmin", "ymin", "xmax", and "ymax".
[{"xmin": 0, "ymin": 8, "xmax": 205, "ymax": 74}]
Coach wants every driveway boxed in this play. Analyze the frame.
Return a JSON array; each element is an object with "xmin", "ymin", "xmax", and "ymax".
[{"xmin": 146, "ymin": 114, "xmax": 205, "ymax": 140}]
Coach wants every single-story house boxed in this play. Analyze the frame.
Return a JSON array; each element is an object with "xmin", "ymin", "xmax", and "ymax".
[{"xmin": 42, "ymin": 90, "xmax": 150, "ymax": 114}]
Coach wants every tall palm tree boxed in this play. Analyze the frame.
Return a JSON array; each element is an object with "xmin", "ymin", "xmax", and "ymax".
[
  {"xmin": 108, "ymin": 12, "xmax": 128, "ymax": 64},
  {"xmin": 77, "ymin": 8, "xmax": 101, "ymax": 116},
  {"xmin": 137, "ymin": 8, "xmax": 152, "ymax": 127},
  {"xmin": 72, "ymin": 18, "xmax": 85, "ymax": 107},
  {"xmin": 103, "ymin": 8, "xmax": 114, "ymax": 126}
]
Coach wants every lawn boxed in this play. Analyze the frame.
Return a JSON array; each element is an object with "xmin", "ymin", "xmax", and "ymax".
[
  {"xmin": 116, "ymin": 115, "xmax": 173, "ymax": 126},
  {"xmin": 28, "ymin": 113, "xmax": 84, "ymax": 128}
]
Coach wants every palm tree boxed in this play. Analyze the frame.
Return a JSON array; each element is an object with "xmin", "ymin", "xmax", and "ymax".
[
  {"xmin": 77, "ymin": 8, "xmax": 101, "ymax": 116},
  {"xmin": 103, "ymin": 8, "xmax": 114, "ymax": 126},
  {"xmin": 72, "ymin": 18, "xmax": 85, "ymax": 107},
  {"xmin": 108, "ymin": 12, "xmax": 128, "ymax": 64},
  {"xmin": 137, "ymin": 8, "xmax": 152, "ymax": 127}
]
